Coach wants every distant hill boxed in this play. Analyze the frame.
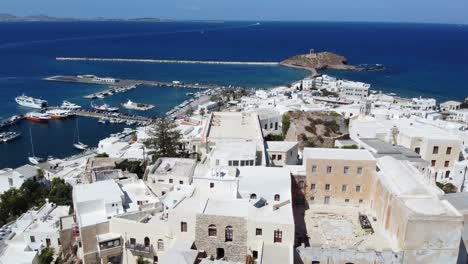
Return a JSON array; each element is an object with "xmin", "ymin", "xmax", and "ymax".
[{"xmin": 0, "ymin": 14, "xmax": 222, "ymax": 23}]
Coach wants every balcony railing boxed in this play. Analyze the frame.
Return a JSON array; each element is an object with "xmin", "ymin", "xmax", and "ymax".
[{"xmin": 125, "ymin": 241, "xmax": 154, "ymax": 254}]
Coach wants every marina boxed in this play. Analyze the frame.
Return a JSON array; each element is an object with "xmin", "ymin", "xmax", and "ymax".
[{"xmin": 45, "ymin": 75, "xmax": 245, "ymax": 99}]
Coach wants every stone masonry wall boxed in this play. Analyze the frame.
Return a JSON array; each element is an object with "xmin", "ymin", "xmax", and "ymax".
[{"xmin": 195, "ymin": 214, "xmax": 247, "ymax": 262}]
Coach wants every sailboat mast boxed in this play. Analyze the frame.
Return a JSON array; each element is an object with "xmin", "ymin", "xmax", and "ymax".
[{"xmin": 29, "ymin": 127, "xmax": 35, "ymax": 157}]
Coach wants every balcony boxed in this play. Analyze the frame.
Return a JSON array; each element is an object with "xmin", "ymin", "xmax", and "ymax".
[{"xmin": 125, "ymin": 241, "xmax": 154, "ymax": 255}]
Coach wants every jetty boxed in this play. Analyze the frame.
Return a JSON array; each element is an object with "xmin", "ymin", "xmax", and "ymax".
[
  {"xmin": 56, "ymin": 57, "xmax": 279, "ymax": 66},
  {"xmin": 45, "ymin": 75, "xmax": 238, "ymax": 99}
]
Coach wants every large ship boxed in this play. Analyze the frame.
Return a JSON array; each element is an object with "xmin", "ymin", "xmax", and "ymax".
[
  {"xmin": 15, "ymin": 95, "xmax": 48, "ymax": 109},
  {"xmin": 26, "ymin": 112, "xmax": 51, "ymax": 122}
]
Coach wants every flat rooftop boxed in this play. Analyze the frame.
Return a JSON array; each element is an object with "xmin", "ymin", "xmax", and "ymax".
[
  {"xmin": 377, "ymin": 156, "xmax": 459, "ymax": 217},
  {"xmin": 305, "ymin": 205, "xmax": 399, "ymax": 251},
  {"xmin": 360, "ymin": 138, "xmax": 428, "ymax": 164},
  {"xmin": 206, "ymin": 112, "xmax": 262, "ymax": 141},
  {"xmin": 266, "ymin": 141, "xmax": 298, "ymax": 153},
  {"xmin": 151, "ymin": 158, "xmax": 197, "ymax": 178},
  {"xmin": 303, "ymin": 148, "xmax": 375, "ymax": 161}
]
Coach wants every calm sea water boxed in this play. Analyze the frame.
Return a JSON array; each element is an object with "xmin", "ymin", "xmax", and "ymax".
[{"xmin": 0, "ymin": 21, "xmax": 467, "ymax": 168}]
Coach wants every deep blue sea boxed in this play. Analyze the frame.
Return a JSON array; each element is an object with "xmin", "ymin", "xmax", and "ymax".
[{"xmin": 0, "ymin": 21, "xmax": 467, "ymax": 168}]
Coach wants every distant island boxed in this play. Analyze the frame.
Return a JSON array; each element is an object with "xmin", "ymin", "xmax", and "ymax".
[
  {"xmin": 280, "ymin": 50, "xmax": 384, "ymax": 76},
  {"xmin": 0, "ymin": 13, "xmax": 224, "ymax": 23}
]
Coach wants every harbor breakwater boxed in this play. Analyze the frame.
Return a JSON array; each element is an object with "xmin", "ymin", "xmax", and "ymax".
[{"xmin": 56, "ymin": 57, "xmax": 280, "ymax": 66}]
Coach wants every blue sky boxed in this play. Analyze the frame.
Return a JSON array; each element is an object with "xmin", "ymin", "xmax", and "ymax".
[{"xmin": 1, "ymin": 0, "xmax": 468, "ymax": 24}]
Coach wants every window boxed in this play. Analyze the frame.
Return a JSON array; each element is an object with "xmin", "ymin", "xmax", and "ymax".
[
  {"xmin": 144, "ymin": 237, "xmax": 150, "ymax": 247},
  {"xmin": 325, "ymin": 184, "xmax": 330, "ymax": 191},
  {"xmin": 415, "ymin": 147, "xmax": 420, "ymax": 154},
  {"xmin": 8, "ymin": 178, "xmax": 13, "ymax": 187},
  {"xmin": 250, "ymin": 193, "xmax": 257, "ymax": 199},
  {"xmin": 272, "ymin": 154, "xmax": 277, "ymax": 160},
  {"xmin": 311, "ymin": 165, "xmax": 317, "ymax": 173},
  {"xmin": 343, "ymin": 166, "xmax": 350, "ymax": 174},
  {"xmin": 446, "ymin": 171, "xmax": 451, "ymax": 178},
  {"xmin": 270, "ymin": 123, "xmax": 273, "ymax": 129},
  {"xmin": 359, "ymin": 199, "xmax": 363, "ymax": 203},
  {"xmin": 431, "ymin": 160, "xmax": 436, "ymax": 167},
  {"xmin": 179, "ymin": 180, "xmax": 184, "ymax": 184},
  {"xmin": 210, "ymin": 182, "xmax": 214, "ymax": 188},
  {"xmin": 253, "ymin": 250, "xmax": 259, "ymax": 259},
  {"xmin": 446, "ymin": 147, "xmax": 452, "ymax": 155},
  {"xmin": 273, "ymin": 230, "xmax": 282, "ymax": 243},
  {"xmin": 181, "ymin": 222, "xmax": 187, "ymax": 232},
  {"xmin": 433, "ymin": 146, "xmax": 439, "ymax": 154},
  {"xmin": 241, "ymin": 160, "xmax": 245, "ymax": 166},
  {"xmin": 345, "ymin": 199, "xmax": 350, "ymax": 203},
  {"xmin": 208, "ymin": 225, "xmax": 217, "ymax": 237},
  {"xmin": 445, "ymin": 161, "xmax": 450, "ymax": 167},
  {"xmin": 275, "ymin": 122, "xmax": 278, "ymax": 130},
  {"xmin": 249, "ymin": 160, "xmax": 254, "ymax": 166},
  {"xmin": 310, "ymin": 196, "xmax": 315, "ymax": 202},
  {"xmin": 311, "ymin": 184, "xmax": 316, "ymax": 191},
  {"xmin": 130, "ymin": 238, "xmax": 136, "ymax": 245},
  {"xmin": 298, "ymin": 181, "xmax": 305, "ymax": 190},
  {"xmin": 256, "ymin": 228, "xmax": 262, "ymax": 236},
  {"xmin": 233, "ymin": 160, "xmax": 239, "ymax": 166},
  {"xmin": 277, "ymin": 154, "xmax": 282, "ymax": 160},
  {"xmin": 274, "ymin": 194, "xmax": 280, "ymax": 201},
  {"xmin": 324, "ymin": 196, "xmax": 330, "ymax": 204},
  {"xmin": 225, "ymin": 226, "xmax": 233, "ymax": 242},
  {"xmin": 264, "ymin": 124, "xmax": 268, "ymax": 129},
  {"xmin": 169, "ymin": 179, "xmax": 173, "ymax": 183},
  {"xmin": 356, "ymin": 185, "xmax": 361, "ymax": 192},
  {"xmin": 216, "ymin": 159, "xmax": 220, "ymax": 166},
  {"xmin": 326, "ymin": 166, "xmax": 332, "ymax": 174},
  {"xmin": 228, "ymin": 161, "xmax": 233, "ymax": 166},
  {"xmin": 342, "ymin": 185, "xmax": 347, "ymax": 192},
  {"xmin": 157, "ymin": 239, "xmax": 164, "ymax": 251},
  {"xmin": 30, "ymin": 236, "xmax": 35, "ymax": 243},
  {"xmin": 357, "ymin": 167, "xmax": 363, "ymax": 175}
]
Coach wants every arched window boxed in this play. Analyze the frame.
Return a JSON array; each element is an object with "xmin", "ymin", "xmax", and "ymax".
[
  {"xmin": 144, "ymin": 237, "xmax": 150, "ymax": 247},
  {"xmin": 225, "ymin": 226, "xmax": 233, "ymax": 242},
  {"xmin": 157, "ymin": 239, "xmax": 164, "ymax": 251},
  {"xmin": 250, "ymin": 193, "xmax": 257, "ymax": 199},
  {"xmin": 312, "ymin": 261, "xmax": 320, "ymax": 264},
  {"xmin": 208, "ymin": 224, "xmax": 217, "ymax": 237},
  {"xmin": 274, "ymin": 194, "xmax": 280, "ymax": 201}
]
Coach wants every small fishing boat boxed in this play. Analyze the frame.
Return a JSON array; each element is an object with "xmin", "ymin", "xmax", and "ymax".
[{"xmin": 0, "ymin": 131, "xmax": 21, "ymax": 143}]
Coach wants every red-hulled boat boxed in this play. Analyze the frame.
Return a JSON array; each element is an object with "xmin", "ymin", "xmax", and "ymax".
[{"xmin": 26, "ymin": 112, "xmax": 51, "ymax": 122}]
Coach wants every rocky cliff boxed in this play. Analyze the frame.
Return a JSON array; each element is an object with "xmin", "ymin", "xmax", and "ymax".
[{"xmin": 280, "ymin": 51, "xmax": 357, "ymax": 75}]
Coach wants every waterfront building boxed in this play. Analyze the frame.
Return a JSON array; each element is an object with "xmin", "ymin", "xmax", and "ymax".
[
  {"xmin": 440, "ymin": 100, "xmax": 462, "ymax": 112},
  {"xmin": 338, "ymin": 80, "xmax": 370, "ymax": 100},
  {"xmin": 453, "ymin": 109, "xmax": 468, "ymax": 123}
]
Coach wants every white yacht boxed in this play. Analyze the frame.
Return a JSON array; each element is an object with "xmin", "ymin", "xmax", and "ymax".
[
  {"xmin": 15, "ymin": 95, "xmax": 48, "ymax": 109},
  {"xmin": 61, "ymin": 101, "xmax": 82, "ymax": 109}
]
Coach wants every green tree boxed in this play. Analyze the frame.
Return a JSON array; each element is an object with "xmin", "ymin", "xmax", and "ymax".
[
  {"xmin": 20, "ymin": 179, "xmax": 48, "ymax": 207},
  {"xmin": 0, "ymin": 188, "xmax": 29, "ymax": 225},
  {"xmin": 136, "ymin": 256, "xmax": 150, "ymax": 264},
  {"xmin": 144, "ymin": 118, "xmax": 183, "ymax": 160},
  {"xmin": 185, "ymin": 105, "xmax": 194, "ymax": 116},
  {"xmin": 38, "ymin": 247, "xmax": 55, "ymax": 264},
  {"xmin": 282, "ymin": 113, "xmax": 291, "ymax": 136},
  {"xmin": 199, "ymin": 108, "xmax": 206, "ymax": 117},
  {"xmin": 48, "ymin": 178, "xmax": 73, "ymax": 206},
  {"xmin": 116, "ymin": 160, "xmax": 146, "ymax": 179},
  {"xmin": 95, "ymin": 153, "xmax": 109, "ymax": 158}
]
